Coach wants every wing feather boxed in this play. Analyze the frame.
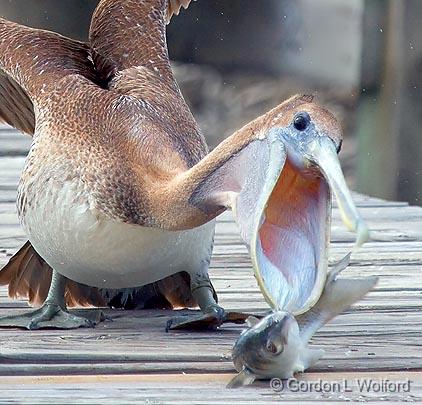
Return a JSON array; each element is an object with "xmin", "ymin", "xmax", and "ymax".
[
  {"xmin": 90, "ymin": 0, "xmax": 194, "ymax": 82},
  {"xmin": 0, "ymin": 72, "xmax": 35, "ymax": 135},
  {"xmin": 167, "ymin": 0, "xmax": 193, "ymax": 23},
  {"xmin": 0, "ymin": 18, "xmax": 110, "ymax": 135}
]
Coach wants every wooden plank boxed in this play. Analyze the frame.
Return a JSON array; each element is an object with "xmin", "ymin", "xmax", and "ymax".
[
  {"xmin": 0, "ymin": 129, "xmax": 32, "ymax": 157},
  {"xmin": 0, "ymin": 372, "xmax": 421, "ymax": 404},
  {"xmin": 0, "ymin": 305, "xmax": 421, "ymax": 374},
  {"xmin": 0, "ymin": 129, "xmax": 421, "ymax": 403}
]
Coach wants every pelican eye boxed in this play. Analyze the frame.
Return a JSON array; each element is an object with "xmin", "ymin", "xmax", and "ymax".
[{"xmin": 293, "ymin": 112, "xmax": 311, "ymax": 131}]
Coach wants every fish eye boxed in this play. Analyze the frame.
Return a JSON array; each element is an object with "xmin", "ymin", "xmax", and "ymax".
[
  {"xmin": 293, "ymin": 112, "xmax": 311, "ymax": 131},
  {"xmin": 266, "ymin": 341, "xmax": 284, "ymax": 355}
]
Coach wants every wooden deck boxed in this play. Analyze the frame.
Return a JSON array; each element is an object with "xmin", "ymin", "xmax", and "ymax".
[{"xmin": 0, "ymin": 127, "xmax": 421, "ymax": 404}]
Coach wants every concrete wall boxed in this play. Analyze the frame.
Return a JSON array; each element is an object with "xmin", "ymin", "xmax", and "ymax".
[
  {"xmin": 0, "ymin": 0, "xmax": 96, "ymax": 40},
  {"xmin": 0, "ymin": 0, "xmax": 364, "ymax": 89},
  {"xmin": 278, "ymin": 0, "xmax": 364, "ymax": 88},
  {"xmin": 357, "ymin": 0, "xmax": 422, "ymax": 205},
  {"xmin": 169, "ymin": 0, "xmax": 364, "ymax": 88}
]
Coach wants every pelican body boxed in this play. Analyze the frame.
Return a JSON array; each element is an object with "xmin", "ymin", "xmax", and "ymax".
[
  {"xmin": 20, "ymin": 162, "xmax": 215, "ymax": 290},
  {"xmin": 0, "ymin": 0, "xmax": 368, "ymax": 330}
]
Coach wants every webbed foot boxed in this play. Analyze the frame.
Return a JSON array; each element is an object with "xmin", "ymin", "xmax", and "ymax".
[
  {"xmin": 0, "ymin": 302, "xmax": 103, "ymax": 330},
  {"xmin": 166, "ymin": 305, "xmax": 260, "ymax": 331},
  {"xmin": 167, "ymin": 273, "xmax": 264, "ymax": 331}
]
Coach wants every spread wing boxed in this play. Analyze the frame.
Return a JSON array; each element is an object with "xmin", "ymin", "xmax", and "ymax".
[
  {"xmin": 89, "ymin": 0, "xmax": 205, "ymax": 165},
  {"xmin": 0, "ymin": 72, "xmax": 35, "ymax": 135},
  {"xmin": 90, "ymin": 0, "xmax": 194, "ymax": 82},
  {"xmin": 167, "ymin": 0, "xmax": 193, "ymax": 22},
  {"xmin": 0, "ymin": 18, "xmax": 108, "ymax": 135}
]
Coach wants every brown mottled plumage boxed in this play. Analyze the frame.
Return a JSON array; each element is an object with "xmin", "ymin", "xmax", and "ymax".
[
  {"xmin": 0, "ymin": 1, "xmax": 365, "ymax": 329},
  {"xmin": 0, "ymin": 0, "xmax": 207, "ymax": 308}
]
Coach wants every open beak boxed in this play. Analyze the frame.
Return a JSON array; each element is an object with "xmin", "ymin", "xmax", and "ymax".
[
  {"xmin": 306, "ymin": 137, "xmax": 369, "ymax": 247},
  {"xmin": 249, "ymin": 134, "xmax": 368, "ymax": 314}
]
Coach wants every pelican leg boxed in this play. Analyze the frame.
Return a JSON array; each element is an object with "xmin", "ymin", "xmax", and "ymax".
[
  {"xmin": 186, "ymin": 274, "xmax": 226, "ymax": 329},
  {"xmin": 166, "ymin": 273, "xmax": 256, "ymax": 331},
  {"xmin": 0, "ymin": 271, "xmax": 102, "ymax": 330},
  {"xmin": 166, "ymin": 273, "xmax": 223, "ymax": 330}
]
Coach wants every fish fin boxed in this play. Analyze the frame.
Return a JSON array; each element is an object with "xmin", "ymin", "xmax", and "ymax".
[
  {"xmin": 327, "ymin": 252, "xmax": 351, "ymax": 282},
  {"xmin": 226, "ymin": 368, "xmax": 256, "ymax": 389},
  {"xmin": 302, "ymin": 348, "xmax": 325, "ymax": 369},
  {"xmin": 246, "ymin": 316, "xmax": 260, "ymax": 328},
  {"xmin": 297, "ymin": 253, "xmax": 378, "ymax": 342}
]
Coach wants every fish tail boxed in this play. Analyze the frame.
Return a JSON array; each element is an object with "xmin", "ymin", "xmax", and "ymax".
[
  {"xmin": 298, "ymin": 253, "xmax": 378, "ymax": 342},
  {"xmin": 226, "ymin": 368, "xmax": 256, "ymax": 389}
]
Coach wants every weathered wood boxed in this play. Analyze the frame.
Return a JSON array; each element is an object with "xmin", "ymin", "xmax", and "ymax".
[
  {"xmin": 0, "ymin": 372, "xmax": 421, "ymax": 404},
  {"xmin": 0, "ymin": 128, "xmax": 32, "ymax": 157},
  {"xmin": 0, "ymin": 131, "xmax": 421, "ymax": 403}
]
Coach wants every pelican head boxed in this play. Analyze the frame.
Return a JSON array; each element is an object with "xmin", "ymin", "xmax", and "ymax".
[
  {"xmin": 246, "ymin": 97, "xmax": 369, "ymax": 314},
  {"xmin": 274, "ymin": 105, "xmax": 368, "ymax": 246}
]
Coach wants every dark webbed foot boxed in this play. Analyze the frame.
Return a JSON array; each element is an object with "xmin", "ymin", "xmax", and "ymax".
[
  {"xmin": 166, "ymin": 305, "xmax": 260, "ymax": 331},
  {"xmin": 167, "ymin": 304, "xmax": 225, "ymax": 331},
  {"xmin": 0, "ymin": 302, "xmax": 104, "ymax": 330},
  {"xmin": 0, "ymin": 269, "xmax": 104, "ymax": 330},
  {"xmin": 167, "ymin": 273, "xmax": 264, "ymax": 331}
]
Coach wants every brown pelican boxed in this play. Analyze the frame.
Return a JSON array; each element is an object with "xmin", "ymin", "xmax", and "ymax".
[{"xmin": 0, "ymin": 0, "xmax": 368, "ymax": 329}]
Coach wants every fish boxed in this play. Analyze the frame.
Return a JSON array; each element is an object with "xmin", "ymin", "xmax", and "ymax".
[{"xmin": 227, "ymin": 253, "xmax": 378, "ymax": 388}]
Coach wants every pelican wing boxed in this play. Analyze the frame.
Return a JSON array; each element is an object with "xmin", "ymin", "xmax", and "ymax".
[
  {"xmin": 89, "ymin": 0, "xmax": 194, "ymax": 82},
  {"xmin": 167, "ymin": 0, "xmax": 193, "ymax": 22},
  {"xmin": 0, "ymin": 72, "xmax": 35, "ymax": 135},
  {"xmin": 0, "ymin": 18, "xmax": 105, "ymax": 135}
]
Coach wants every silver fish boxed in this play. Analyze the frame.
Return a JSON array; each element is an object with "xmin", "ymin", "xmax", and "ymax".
[{"xmin": 227, "ymin": 254, "xmax": 378, "ymax": 388}]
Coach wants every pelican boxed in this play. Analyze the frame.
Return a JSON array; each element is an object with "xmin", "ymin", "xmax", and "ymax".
[{"xmin": 0, "ymin": 0, "xmax": 368, "ymax": 330}]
